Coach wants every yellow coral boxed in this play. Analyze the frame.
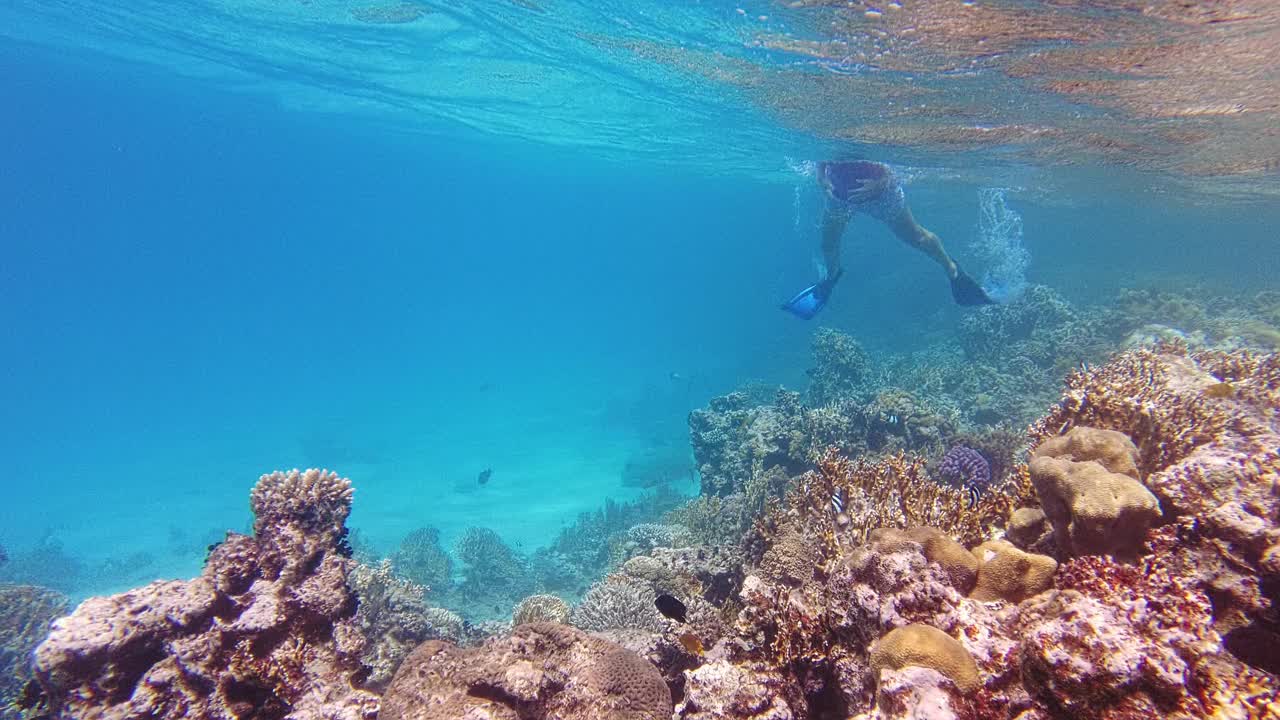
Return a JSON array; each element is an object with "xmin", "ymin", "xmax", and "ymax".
[
  {"xmin": 870, "ymin": 527, "xmax": 978, "ymax": 594},
  {"xmin": 1029, "ymin": 453, "xmax": 1161, "ymax": 557},
  {"xmin": 969, "ymin": 540, "xmax": 1056, "ymax": 603},
  {"xmin": 869, "ymin": 624, "xmax": 980, "ymax": 693}
]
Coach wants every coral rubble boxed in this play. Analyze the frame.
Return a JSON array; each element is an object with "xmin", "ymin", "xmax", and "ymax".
[{"xmin": 24, "ymin": 469, "xmax": 379, "ymax": 720}]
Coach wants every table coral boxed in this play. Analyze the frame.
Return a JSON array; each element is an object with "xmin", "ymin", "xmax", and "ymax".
[
  {"xmin": 24, "ymin": 468, "xmax": 379, "ymax": 720},
  {"xmin": 379, "ymin": 623, "xmax": 672, "ymax": 720}
]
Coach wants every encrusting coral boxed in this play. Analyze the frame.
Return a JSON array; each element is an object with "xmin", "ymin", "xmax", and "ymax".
[
  {"xmin": 379, "ymin": 622, "xmax": 672, "ymax": 720},
  {"xmin": 24, "ymin": 469, "xmax": 380, "ymax": 720}
]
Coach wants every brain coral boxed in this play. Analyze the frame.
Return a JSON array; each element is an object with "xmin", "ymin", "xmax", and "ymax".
[
  {"xmin": 380, "ymin": 622, "xmax": 672, "ymax": 720},
  {"xmin": 1029, "ymin": 450, "xmax": 1161, "ymax": 557},
  {"xmin": 869, "ymin": 624, "xmax": 980, "ymax": 694}
]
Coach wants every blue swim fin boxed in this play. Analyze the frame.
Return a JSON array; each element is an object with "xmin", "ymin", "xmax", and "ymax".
[{"xmin": 781, "ymin": 269, "xmax": 843, "ymax": 319}]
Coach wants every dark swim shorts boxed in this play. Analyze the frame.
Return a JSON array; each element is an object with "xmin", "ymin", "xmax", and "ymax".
[{"xmin": 817, "ymin": 160, "xmax": 907, "ymax": 221}]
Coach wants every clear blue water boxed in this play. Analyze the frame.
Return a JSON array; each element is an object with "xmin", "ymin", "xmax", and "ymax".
[{"xmin": 2, "ymin": 0, "xmax": 1278, "ymax": 599}]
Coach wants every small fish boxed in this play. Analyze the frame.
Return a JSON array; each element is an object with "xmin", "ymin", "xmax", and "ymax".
[
  {"xmin": 966, "ymin": 484, "xmax": 982, "ymax": 509},
  {"xmin": 654, "ymin": 594, "xmax": 687, "ymax": 623},
  {"xmin": 832, "ymin": 487, "xmax": 852, "ymax": 529},
  {"xmin": 669, "ymin": 371, "xmax": 685, "ymax": 381},
  {"xmin": 1204, "ymin": 382, "xmax": 1235, "ymax": 399},
  {"xmin": 478, "ymin": 468, "xmax": 493, "ymax": 485},
  {"xmin": 678, "ymin": 632, "xmax": 705, "ymax": 656},
  {"xmin": 831, "ymin": 487, "xmax": 847, "ymax": 516}
]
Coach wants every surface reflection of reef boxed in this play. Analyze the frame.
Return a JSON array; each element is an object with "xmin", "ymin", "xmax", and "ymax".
[{"xmin": 603, "ymin": 0, "xmax": 1280, "ymax": 190}]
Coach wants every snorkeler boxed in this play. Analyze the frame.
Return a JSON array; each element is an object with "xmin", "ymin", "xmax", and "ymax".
[{"xmin": 782, "ymin": 160, "xmax": 993, "ymax": 319}]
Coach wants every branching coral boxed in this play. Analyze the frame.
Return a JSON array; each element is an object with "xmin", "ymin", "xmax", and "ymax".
[
  {"xmin": 349, "ymin": 559, "xmax": 435, "ymax": 691},
  {"xmin": 808, "ymin": 327, "xmax": 871, "ymax": 407},
  {"xmin": 455, "ymin": 526, "xmax": 531, "ymax": 614},
  {"xmin": 572, "ymin": 577, "xmax": 664, "ymax": 633},
  {"xmin": 0, "ymin": 584, "xmax": 67, "ymax": 718},
  {"xmin": 391, "ymin": 527, "xmax": 452, "ymax": 592},
  {"xmin": 777, "ymin": 449, "xmax": 1019, "ymax": 551},
  {"xmin": 513, "ymin": 594, "xmax": 571, "ymax": 626}
]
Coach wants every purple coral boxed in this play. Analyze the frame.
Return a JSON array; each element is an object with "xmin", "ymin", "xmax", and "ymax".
[{"xmin": 939, "ymin": 446, "xmax": 991, "ymax": 491}]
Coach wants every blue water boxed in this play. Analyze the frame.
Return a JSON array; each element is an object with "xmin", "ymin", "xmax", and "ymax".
[{"xmin": 2, "ymin": 1, "xmax": 1279, "ymax": 599}]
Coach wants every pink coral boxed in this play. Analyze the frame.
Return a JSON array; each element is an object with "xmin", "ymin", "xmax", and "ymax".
[{"xmin": 25, "ymin": 469, "xmax": 378, "ymax": 720}]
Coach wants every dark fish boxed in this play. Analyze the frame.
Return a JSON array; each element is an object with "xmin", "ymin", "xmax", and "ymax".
[
  {"xmin": 478, "ymin": 468, "xmax": 493, "ymax": 485},
  {"xmin": 967, "ymin": 484, "xmax": 981, "ymax": 509},
  {"xmin": 654, "ymin": 594, "xmax": 687, "ymax": 623}
]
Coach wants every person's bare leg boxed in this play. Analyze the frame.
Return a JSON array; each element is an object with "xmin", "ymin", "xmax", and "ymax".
[
  {"xmin": 885, "ymin": 205, "xmax": 958, "ymax": 279},
  {"xmin": 820, "ymin": 205, "xmax": 852, "ymax": 279}
]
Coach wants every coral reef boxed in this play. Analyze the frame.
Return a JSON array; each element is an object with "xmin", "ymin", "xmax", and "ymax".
[
  {"xmin": 0, "ymin": 584, "xmax": 67, "ymax": 720},
  {"xmin": 390, "ymin": 527, "xmax": 452, "ymax": 593},
  {"xmin": 348, "ymin": 559, "xmax": 436, "ymax": 691},
  {"xmin": 23, "ymin": 468, "xmax": 379, "ymax": 720},
  {"xmin": 610, "ymin": 522, "xmax": 693, "ymax": 567},
  {"xmin": 668, "ymin": 344, "xmax": 1280, "ymax": 718},
  {"xmin": 1030, "ymin": 344, "xmax": 1280, "ymax": 655},
  {"xmin": 807, "ymin": 327, "xmax": 871, "ymax": 407},
  {"xmin": 512, "ymin": 593, "xmax": 571, "ymax": 626},
  {"xmin": 543, "ymin": 488, "xmax": 687, "ymax": 594},
  {"xmin": 0, "ymin": 537, "xmax": 85, "ymax": 594},
  {"xmin": 379, "ymin": 622, "xmax": 672, "ymax": 720},
  {"xmin": 455, "ymin": 526, "xmax": 532, "ymax": 619},
  {"xmin": 688, "ymin": 389, "xmax": 846, "ymax": 497},
  {"xmin": 1029, "ymin": 426, "xmax": 1161, "ymax": 557}
]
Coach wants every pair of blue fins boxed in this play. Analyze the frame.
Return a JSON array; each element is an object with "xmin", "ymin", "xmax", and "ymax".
[{"xmin": 781, "ymin": 267, "xmax": 992, "ymax": 319}]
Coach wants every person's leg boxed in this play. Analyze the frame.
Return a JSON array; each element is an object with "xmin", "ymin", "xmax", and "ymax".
[
  {"xmin": 820, "ymin": 204, "xmax": 852, "ymax": 279},
  {"xmin": 884, "ymin": 205, "xmax": 958, "ymax": 279},
  {"xmin": 881, "ymin": 192, "xmax": 992, "ymax": 305}
]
